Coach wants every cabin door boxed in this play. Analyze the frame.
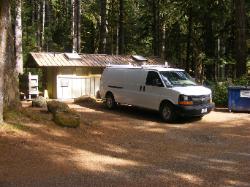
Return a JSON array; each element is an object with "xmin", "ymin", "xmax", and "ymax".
[{"xmin": 57, "ymin": 75, "xmax": 101, "ymax": 99}]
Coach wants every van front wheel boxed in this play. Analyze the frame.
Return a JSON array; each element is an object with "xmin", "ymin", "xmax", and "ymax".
[
  {"xmin": 160, "ymin": 103, "xmax": 175, "ymax": 122},
  {"xmin": 106, "ymin": 93, "xmax": 116, "ymax": 109}
]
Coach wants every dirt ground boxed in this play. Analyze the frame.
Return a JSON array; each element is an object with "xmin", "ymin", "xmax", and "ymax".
[{"xmin": 0, "ymin": 101, "xmax": 250, "ymax": 187}]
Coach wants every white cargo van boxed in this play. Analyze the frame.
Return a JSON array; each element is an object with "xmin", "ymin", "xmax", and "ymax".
[{"xmin": 99, "ymin": 65, "xmax": 214, "ymax": 122}]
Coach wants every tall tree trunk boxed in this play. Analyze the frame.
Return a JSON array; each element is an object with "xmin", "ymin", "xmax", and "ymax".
[
  {"xmin": 0, "ymin": 0, "xmax": 9, "ymax": 123},
  {"xmin": 37, "ymin": 0, "xmax": 42, "ymax": 51},
  {"xmin": 77, "ymin": 0, "xmax": 81, "ymax": 53},
  {"xmin": 152, "ymin": 0, "xmax": 160, "ymax": 56},
  {"xmin": 118, "ymin": 0, "xmax": 124, "ymax": 55},
  {"xmin": 110, "ymin": 0, "xmax": 114, "ymax": 55},
  {"xmin": 203, "ymin": 2, "xmax": 216, "ymax": 81},
  {"xmin": 185, "ymin": 7, "xmax": 193, "ymax": 73},
  {"xmin": 72, "ymin": 0, "xmax": 81, "ymax": 53},
  {"xmin": 41, "ymin": 0, "xmax": 45, "ymax": 49},
  {"xmin": 175, "ymin": 24, "xmax": 181, "ymax": 64},
  {"xmin": 72, "ymin": 0, "xmax": 76, "ymax": 52},
  {"xmin": 15, "ymin": 0, "xmax": 23, "ymax": 74},
  {"xmin": 32, "ymin": 0, "xmax": 35, "ymax": 25},
  {"xmin": 160, "ymin": 23, "xmax": 166, "ymax": 60},
  {"xmin": 99, "ymin": 0, "xmax": 107, "ymax": 54},
  {"xmin": 116, "ymin": 23, "xmax": 119, "ymax": 55},
  {"xmin": 0, "ymin": 0, "xmax": 20, "ymax": 123},
  {"xmin": 234, "ymin": 0, "xmax": 247, "ymax": 77},
  {"xmin": 45, "ymin": 0, "xmax": 51, "ymax": 51}
]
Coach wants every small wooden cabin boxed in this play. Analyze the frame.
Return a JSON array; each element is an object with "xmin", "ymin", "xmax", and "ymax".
[{"xmin": 27, "ymin": 52, "xmax": 163, "ymax": 99}]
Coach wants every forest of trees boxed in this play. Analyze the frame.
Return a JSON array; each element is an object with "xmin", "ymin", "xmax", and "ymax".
[
  {"xmin": 19, "ymin": 0, "xmax": 250, "ymax": 77},
  {"xmin": 0, "ymin": 0, "xmax": 250, "ymax": 121}
]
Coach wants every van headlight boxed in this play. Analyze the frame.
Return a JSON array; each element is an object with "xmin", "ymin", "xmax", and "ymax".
[{"xmin": 178, "ymin": 94, "xmax": 193, "ymax": 105}]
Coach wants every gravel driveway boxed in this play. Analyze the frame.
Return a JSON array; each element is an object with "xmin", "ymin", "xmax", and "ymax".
[{"xmin": 0, "ymin": 101, "xmax": 250, "ymax": 187}]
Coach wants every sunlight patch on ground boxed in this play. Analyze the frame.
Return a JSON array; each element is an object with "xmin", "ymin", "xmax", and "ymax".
[
  {"xmin": 42, "ymin": 128, "xmax": 72, "ymax": 138},
  {"xmin": 0, "ymin": 123, "xmax": 31, "ymax": 136},
  {"xmin": 70, "ymin": 104, "xmax": 105, "ymax": 114},
  {"xmin": 203, "ymin": 112, "xmax": 250, "ymax": 123},
  {"xmin": 135, "ymin": 126, "xmax": 167, "ymax": 133},
  {"xmin": 208, "ymin": 158, "xmax": 237, "ymax": 165},
  {"xmin": 225, "ymin": 151, "xmax": 250, "ymax": 158},
  {"xmin": 225, "ymin": 180, "xmax": 250, "ymax": 187},
  {"xmin": 176, "ymin": 153, "xmax": 202, "ymax": 159},
  {"xmin": 71, "ymin": 149, "xmax": 140, "ymax": 173},
  {"xmin": 76, "ymin": 107, "xmax": 104, "ymax": 113},
  {"xmin": 222, "ymin": 133, "xmax": 250, "ymax": 138},
  {"xmin": 174, "ymin": 172, "xmax": 203, "ymax": 185},
  {"xmin": 206, "ymin": 165, "xmax": 236, "ymax": 173},
  {"xmin": 101, "ymin": 142, "xmax": 128, "ymax": 154}
]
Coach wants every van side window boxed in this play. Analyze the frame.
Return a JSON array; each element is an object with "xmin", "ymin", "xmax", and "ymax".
[{"xmin": 146, "ymin": 71, "xmax": 163, "ymax": 87}]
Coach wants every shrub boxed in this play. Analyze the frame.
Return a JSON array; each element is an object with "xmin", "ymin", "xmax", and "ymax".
[
  {"xmin": 47, "ymin": 100, "xmax": 70, "ymax": 115},
  {"xmin": 210, "ymin": 82, "xmax": 229, "ymax": 107},
  {"xmin": 32, "ymin": 96, "xmax": 47, "ymax": 108},
  {"xmin": 53, "ymin": 110, "xmax": 80, "ymax": 128},
  {"xmin": 208, "ymin": 75, "xmax": 250, "ymax": 107},
  {"xmin": 47, "ymin": 101, "xmax": 80, "ymax": 128},
  {"xmin": 74, "ymin": 96, "xmax": 95, "ymax": 104},
  {"xmin": 233, "ymin": 75, "xmax": 250, "ymax": 86}
]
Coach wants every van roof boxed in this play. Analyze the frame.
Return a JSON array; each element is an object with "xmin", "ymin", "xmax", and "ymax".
[
  {"xmin": 106, "ymin": 65, "xmax": 184, "ymax": 72},
  {"xmin": 146, "ymin": 67, "xmax": 184, "ymax": 72}
]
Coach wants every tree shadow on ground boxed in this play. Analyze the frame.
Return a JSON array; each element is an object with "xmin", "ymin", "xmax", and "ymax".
[
  {"xmin": 0, "ymin": 104, "xmax": 250, "ymax": 187},
  {"xmin": 75, "ymin": 101, "xmax": 203, "ymax": 125}
]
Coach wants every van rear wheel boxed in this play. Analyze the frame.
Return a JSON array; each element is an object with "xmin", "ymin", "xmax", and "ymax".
[
  {"xmin": 106, "ymin": 93, "xmax": 116, "ymax": 109},
  {"xmin": 160, "ymin": 103, "xmax": 175, "ymax": 122}
]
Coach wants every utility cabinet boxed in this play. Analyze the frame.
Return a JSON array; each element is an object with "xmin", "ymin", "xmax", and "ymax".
[{"xmin": 28, "ymin": 73, "xmax": 39, "ymax": 99}]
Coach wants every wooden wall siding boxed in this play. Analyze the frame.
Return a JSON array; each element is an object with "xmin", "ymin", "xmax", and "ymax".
[
  {"xmin": 56, "ymin": 75, "xmax": 101, "ymax": 99},
  {"xmin": 47, "ymin": 68, "xmax": 58, "ymax": 98},
  {"xmin": 47, "ymin": 67, "xmax": 103, "ymax": 99},
  {"xmin": 56, "ymin": 67, "xmax": 103, "ymax": 76}
]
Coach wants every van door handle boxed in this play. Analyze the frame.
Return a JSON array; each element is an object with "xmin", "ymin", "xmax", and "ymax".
[
  {"xmin": 143, "ymin": 86, "xmax": 145, "ymax": 92},
  {"xmin": 139, "ymin": 86, "xmax": 142, "ymax": 91}
]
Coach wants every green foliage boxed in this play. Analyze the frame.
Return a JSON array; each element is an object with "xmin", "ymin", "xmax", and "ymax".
[
  {"xmin": 47, "ymin": 100, "xmax": 70, "ymax": 115},
  {"xmin": 46, "ymin": 100, "xmax": 80, "ymax": 128},
  {"xmin": 18, "ymin": 0, "xmax": 249, "ymax": 79},
  {"xmin": 3, "ymin": 110, "xmax": 29, "ymax": 131},
  {"xmin": 32, "ymin": 96, "xmax": 47, "ymax": 108},
  {"xmin": 208, "ymin": 75, "xmax": 250, "ymax": 107},
  {"xmin": 54, "ymin": 111, "xmax": 80, "ymax": 128},
  {"xmin": 209, "ymin": 82, "xmax": 229, "ymax": 107},
  {"xmin": 233, "ymin": 75, "xmax": 250, "ymax": 86}
]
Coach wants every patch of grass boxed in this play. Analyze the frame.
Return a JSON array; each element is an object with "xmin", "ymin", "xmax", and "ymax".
[
  {"xmin": 22, "ymin": 109, "xmax": 52, "ymax": 122},
  {"xmin": 9, "ymin": 122, "xmax": 29, "ymax": 131},
  {"xmin": 1, "ymin": 110, "xmax": 30, "ymax": 132},
  {"xmin": 3, "ymin": 110, "xmax": 23, "ymax": 121},
  {"xmin": 0, "ymin": 122, "xmax": 28, "ymax": 133},
  {"xmin": 2, "ymin": 108, "xmax": 53, "ymax": 133}
]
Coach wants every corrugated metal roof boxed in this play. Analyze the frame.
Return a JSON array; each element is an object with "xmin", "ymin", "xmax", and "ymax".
[{"xmin": 28, "ymin": 52, "xmax": 164, "ymax": 67}]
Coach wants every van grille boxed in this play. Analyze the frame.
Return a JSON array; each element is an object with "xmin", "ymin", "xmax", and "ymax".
[{"xmin": 192, "ymin": 95, "xmax": 210, "ymax": 105}]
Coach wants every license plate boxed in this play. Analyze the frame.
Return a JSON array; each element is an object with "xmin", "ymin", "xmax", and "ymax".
[{"xmin": 201, "ymin": 108, "xmax": 207, "ymax": 114}]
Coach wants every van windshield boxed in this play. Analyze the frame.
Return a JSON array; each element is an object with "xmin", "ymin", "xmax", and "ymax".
[{"xmin": 160, "ymin": 71, "xmax": 197, "ymax": 87}]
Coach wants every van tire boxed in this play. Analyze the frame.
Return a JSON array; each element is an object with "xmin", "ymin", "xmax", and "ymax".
[
  {"xmin": 105, "ymin": 93, "xmax": 116, "ymax": 109},
  {"xmin": 160, "ymin": 102, "xmax": 175, "ymax": 122}
]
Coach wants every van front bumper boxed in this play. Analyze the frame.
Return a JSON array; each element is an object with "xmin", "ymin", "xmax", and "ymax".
[{"xmin": 175, "ymin": 103, "xmax": 215, "ymax": 117}]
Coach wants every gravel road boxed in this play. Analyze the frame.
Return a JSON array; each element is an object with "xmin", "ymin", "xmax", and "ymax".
[{"xmin": 0, "ymin": 101, "xmax": 250, "ymax": 187}]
